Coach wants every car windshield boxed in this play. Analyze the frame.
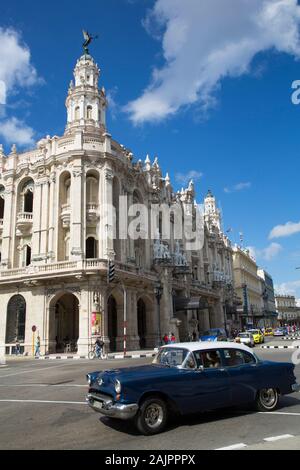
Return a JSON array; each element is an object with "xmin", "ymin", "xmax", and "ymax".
[
  {"xmin": 238, "ymin": 333, "xmax": 249, "ymax": 338},
  {"xmin": 248, "ymin": 330, "xmax": 259, "ymax": 334},
  {"xmin": 153, "ymin": 347, "xmax": 189, "ymax": 367}
]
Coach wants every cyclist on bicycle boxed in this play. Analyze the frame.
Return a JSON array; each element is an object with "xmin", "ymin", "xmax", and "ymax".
[{"xmin": 95, "ymin": 337, "xmax": 104, "ymax": 359}]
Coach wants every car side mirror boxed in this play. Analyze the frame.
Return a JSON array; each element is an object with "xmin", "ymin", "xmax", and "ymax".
[{"xmin": 197, "ymin": 365, "xmax": 204, "ymax": 372}]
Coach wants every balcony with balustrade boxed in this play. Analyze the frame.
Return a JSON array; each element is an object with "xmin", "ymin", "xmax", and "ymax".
[
  {"xmin": 0, "ymin": 258, "xmax": 157, "ymax": 285},
  {"xmin": 16, "ymin": 212, "xmax": 33, "ymax": 232},
  {"xmin": 60, "ymin": 204, "xmax": 71, "ymax": 228},
  {"xmin": 86, "ymin": 203, "xmax": 99, "ymax": 225}
]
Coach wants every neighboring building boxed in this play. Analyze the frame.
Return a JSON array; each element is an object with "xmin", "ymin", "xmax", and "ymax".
[
  {"xmin": 232, "ymin": 246, "xmax": 264, "ymax": 328},
  {"xmin": 275, "ymin": 295, "xmax": 300, "ymax": 325},
  {"xmin": 0, "ymin": 47, "xmax": 236, "ymax": 356},
  {"xmin": 257, "ymin": 269, "xmax": 277, "ymax": 327}
]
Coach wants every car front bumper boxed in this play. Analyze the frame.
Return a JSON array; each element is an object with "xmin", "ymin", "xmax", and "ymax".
[
  {"xmin": 86, "ymin": 393, "xmax": 138, "ymax": 420},
  {"xmin": 292, "ymin": 383, "xmax": 300, "ymax": 392}
]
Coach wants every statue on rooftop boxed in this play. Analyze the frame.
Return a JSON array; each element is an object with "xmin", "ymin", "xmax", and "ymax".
[{"xmin": 82, "ymin": 30, "xmax": 98, "ymax": 54}]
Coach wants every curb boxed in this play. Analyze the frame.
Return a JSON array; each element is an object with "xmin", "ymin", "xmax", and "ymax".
[{"xmin": 34, "ymin": 353, "xmax": 157, "ymax": 360}]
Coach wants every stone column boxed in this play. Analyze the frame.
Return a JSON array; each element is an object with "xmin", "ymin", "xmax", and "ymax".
[
  {"xmin": 127, "ymin": 191, "xmax": 135, "ymax": 261},
  {"xmin": 102, "ymin": 164, "xmax": 114, "ymax": 259},
  {"xmin": 70, "ymin": 163, "xmax": 83, "ymax": 260},
  {"xmin": 0, "ymin": 296, "xmax": 7, "ymax": 357},
  {"xmin": 39, "ymin": 179, "xmax": 50, "ymax": 261},
  {"xmin": 31, "ymin": 181, "xmax": 43, "ymax": 262},
  {"xmin": 126, "ymin": 289, "xmax": 140, "ymax": 350},
  {"xmin": 1, "ymin": 183, "xmax": 14, "ymax": 268},
  {"xmin": 77, "ymin": 288, "xmax": 89, "ymax": 356},
  {"xmin": 47, "ymin": 172, "xmax": 56, "ymax": 261}
]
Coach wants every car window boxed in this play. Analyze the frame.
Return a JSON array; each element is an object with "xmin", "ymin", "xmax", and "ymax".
[
  {"xmin": 194, "ymin": 349, "xmax": 222, "ymax": 369},
  {"xmin": 223, "ymin": 349, "xmax": 256, "ymax": 367},
  {"xmin": 153, "ymin": 347, "xmax": 189, "ymax": 367},
  {"xmin": 183, "ymin": 352, "xmax": 197, "ymax": 369}
]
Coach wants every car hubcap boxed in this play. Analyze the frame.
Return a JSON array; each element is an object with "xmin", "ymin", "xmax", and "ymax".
[
  {"xmin": 260, "ymin": 388, "xmax": 277, "ymax": 408},
  {"xmin": 144, "ymin": 403, "xmax": 164, "ymax": 429}
]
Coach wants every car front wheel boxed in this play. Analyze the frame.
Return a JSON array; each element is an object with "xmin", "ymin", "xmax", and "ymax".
[
  {"xmin": 135, "ymin": 397, "xmax": 168, "ymax": 435},
  {"xmin": 255, "ymin": 388, "xmax": 278, "ymax": 412}
]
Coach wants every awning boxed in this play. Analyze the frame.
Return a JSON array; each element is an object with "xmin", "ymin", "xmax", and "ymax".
[{"xmin": 174, "ymin": 297, "xmax": 209, "ymax": 312}]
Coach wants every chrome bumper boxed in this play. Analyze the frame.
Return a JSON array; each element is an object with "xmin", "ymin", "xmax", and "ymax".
[
  {"xmin": 292, "ymin": 383, "xmax": 300, "ymax": 392},
  {"xmin": 86, "ymin": 393, "xmax": 138, "ymax": 420}
]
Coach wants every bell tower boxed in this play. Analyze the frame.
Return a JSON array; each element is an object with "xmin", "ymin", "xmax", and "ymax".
[
  {"xmin": 204, "ymin": 189, "xmax": 222, "ymax": 232},
  {"xmin": 65, "ymin": 53, "xmax": 107, "ymax": 135}
]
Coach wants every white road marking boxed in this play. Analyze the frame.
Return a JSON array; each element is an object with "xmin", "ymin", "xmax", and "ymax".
[
  {"xmin": 216, "ymin": 443, "xmax": 247, "ymax": 450},
  {"xmin": 258, "ymin": 411, "xmax": 300, "ymax": 416},
  {"xmin": 0, "ymin": 384, "xmax": 86, "ymax": 387},
  {"xmin": 0, "ymin": 399, "xmax": 87, "ymax": 405},
  {"xmin": 264, "ymin": 434, "xmax": 294, "ymax": 442}
]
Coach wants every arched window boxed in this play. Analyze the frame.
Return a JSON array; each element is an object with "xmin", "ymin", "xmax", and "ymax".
[
  {"xmin": 25, "ymin": 245, "xmax": 31, "ymax": 267},
  {"xmin": 86, "ymin": 237, "xmax": 97, "ymax": 259},
  {"xmin": 24, "ymin": 190, "xmax": 33, "ymax": 213},
  {"xmin": 5, "ymin": 295, "xmax": 26, "ymax": 343},
  {"xmin": 86, "ymin": 105, "xmax": 93, "ymax": 120},
  {"xmin": 65, "ymin": 178, "xmax": 71, "ymax": 204},
  {"xmin": 86, "ymin": 176, "xmax": 98, "ymax": 203},
  {"xmin": 0, "ymin": 186, "xmax": 4, "ymax": 219},
  {"xmin": 75, "ymin": 106, "xmax": 80, "ymax": 120}
]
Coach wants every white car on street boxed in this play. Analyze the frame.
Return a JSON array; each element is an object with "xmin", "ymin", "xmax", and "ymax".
[{"xmin": 235, "ymin": 332, "xmax": 255, "ymax": 347}]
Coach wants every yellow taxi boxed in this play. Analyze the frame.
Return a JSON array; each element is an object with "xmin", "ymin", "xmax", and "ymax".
[
  {"xmin": 264, "ymin": 328, "xmax": 274, "ymax": 337},
  {"xmin": 247, "ymin": 329, "xmax": 264, "ymax": 344}
]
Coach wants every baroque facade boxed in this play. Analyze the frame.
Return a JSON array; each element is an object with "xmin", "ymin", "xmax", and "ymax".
[{"xmin": 0, "ymin": 50, "xmax": 235, "ymax": 356}]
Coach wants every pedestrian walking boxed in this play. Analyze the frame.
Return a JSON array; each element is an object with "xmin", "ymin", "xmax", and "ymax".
[
  {"xmin": 163, "ymin": 333, "xmax": 169, "ymax": 345},
  {"xmin": 15, "ymin": 340, "xmax": 21, "ymax": 356},
  {"xmin": 171, "ymin": 333, "xmax": 176, "ymax": 343},
  {"xmin": 35, "ymin": 336, "xmax": 41, "ymax": 357}
]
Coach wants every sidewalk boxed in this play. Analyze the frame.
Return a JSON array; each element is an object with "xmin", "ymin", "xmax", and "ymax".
[{"xmin": 3, "ymin": 349, "xmax": 158, "ymax": 361}]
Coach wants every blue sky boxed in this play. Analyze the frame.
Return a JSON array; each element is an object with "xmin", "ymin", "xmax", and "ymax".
[{"xmin": 1, "ymin": 0, "xmax": 300, "ymax": 298}]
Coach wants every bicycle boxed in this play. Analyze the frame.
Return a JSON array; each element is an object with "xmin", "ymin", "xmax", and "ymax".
[{"xmin": 88, "ymin": 344, "xmax": 107, "ymax": 360}]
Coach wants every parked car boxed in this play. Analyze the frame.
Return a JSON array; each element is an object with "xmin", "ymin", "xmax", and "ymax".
[
  {"xmin": 264, "ymin": 328, "xmax": 274, "ymax": 337},
  {"xmin": 235, "ymin": 332, "xmax": 255, "ymax": 347},
  {"xmin": 86, "ymin": 342, "xmax": 299, "ymax": 435},
  {"xmin": 199, "ymin": 328, "xmax": 227, "ymax": 342},
  {"xmin": 247, "ymin": 329, "xmax": 264, "ymax": 344}
]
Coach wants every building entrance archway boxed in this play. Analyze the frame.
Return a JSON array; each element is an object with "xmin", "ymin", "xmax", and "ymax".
[{"xmin": 49, "ymin": 292, "xmax": 79, "ymax": 353}]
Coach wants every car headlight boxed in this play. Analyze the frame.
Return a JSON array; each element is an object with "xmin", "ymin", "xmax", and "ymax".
[
  {"xmin": 86, "ymin": 374, "xmax": 92, "ymax": 386},
  {"xmin": 115, "ymin": 379, "xmax": 121, "ymax": 394}
]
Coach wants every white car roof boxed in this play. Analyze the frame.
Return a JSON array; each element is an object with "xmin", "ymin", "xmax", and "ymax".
[{"xmin": 160, "ymin": 341, "xmax": 253, "ymax": 354}]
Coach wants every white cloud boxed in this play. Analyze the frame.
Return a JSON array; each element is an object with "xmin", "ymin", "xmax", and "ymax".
[
  {"xmin": 275, "ymin": 280, "xmax": 300, "ymax": 296},
  {"xmin": 224, "ymin": 182, "xmax": 251, "ymax": 193},
  {"xmin": 247, "ymin": 242, "xmax": 282, "ymax": 261},
  {"xmin": 0, "ymin": 117, "xmax": 35, "ymax": 146},
  {"xmin": 175, "ymin": 170, "xmax": 203, "ymax": 185},
  {"xmin": 0, "ymin": 27, "xmax": 41, "ymax": 105},
  {"xmin": 127, "ymin": 0, "xmax": 300, "ymax": 124},
  {"xmin": 269, "ymin": 221, "xmax": 300, "ymax": 239}
]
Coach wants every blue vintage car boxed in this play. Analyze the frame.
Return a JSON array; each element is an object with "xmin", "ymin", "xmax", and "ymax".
[
  {"xmin": 86, "ymin": 342, "xmax": 300, "ymax": 435},
  {"xmin": 199, "ymin": 328, "xmax": 227, "ymax": 342}
]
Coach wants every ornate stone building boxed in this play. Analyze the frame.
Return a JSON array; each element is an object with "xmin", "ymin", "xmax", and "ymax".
[{"xmin": 0, "ymin": 49, "xmax": 235, "ymax": 356}]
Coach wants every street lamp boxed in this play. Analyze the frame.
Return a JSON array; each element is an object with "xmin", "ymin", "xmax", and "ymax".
[{"xmin": 154, "ymin": 281, "xmax": 163, "ymax": 347}]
